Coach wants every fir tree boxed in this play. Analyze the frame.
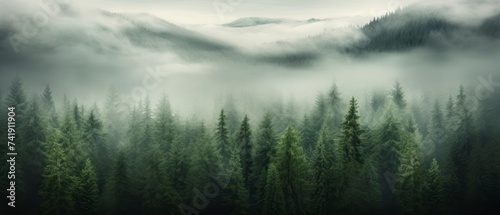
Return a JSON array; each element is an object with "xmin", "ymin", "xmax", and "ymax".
[
  {"xmin": 40, "ymin": 132, "xmax": 76, "ymax": 215},
  {"xmin": 391, "ymin": 81, "xmax": 407, "ymax": 109},
  {"xmin": 20, "ymin": 97, "xmax": 47, "ymax": 211},
  {"xmin": 395, "ymin": 128, "xmax": 424, "ymax": 215},
  {"xmin": 423, "ymin": 159, "xmax": 444, "ymax": 215},
  {"xmin": 41, "ymin": 84, "xmax": 59, "ymax": 128},
  {"xmin": 141, "ymin": 144, "xmax": 175, "ymax": 215},
  {"xmin": 299, "ymin": 114, "xmax": 316, "ymax": 156},
  {"xmin": 74, "ymin": 159, "xmax": 100, "ymax": 215},
  {"xmin": 217, "ymin": 109, "xmax": 231, "ymax": 162},
  {"xmin": 311, "ymin": 127, "xmax": 334, "ymax": 215},
  {"xmin": 222, "ymin": 149, "xmax": 250, "ymax": 215},
  {"xmin": 251, "ymin": 113, "xmax": 278, "ymax": 202},
  {"xmin": 237, "ymin": 115, "xmax": 253, "ymax": 189},
  {"xmin": 165, "ymin": 138, "xmax": 191, "ymax": 201},
  {"xmin": 154, "ymin": 94, "xmax": 176, "ymax": 151},
  {"xmin": 83, "ymin": 110, "xmax": 110, "ymax": 191},
  {"xmin": 262, "ymin": 164, "xmax": 286, "ymax": 215},
  {"xmin": 274, "ymin": 126, "xmax": 309, "ymax": 215},
  {"xmin": 103, "ymin": 151, "xmax": 134, "ymax": 215}
]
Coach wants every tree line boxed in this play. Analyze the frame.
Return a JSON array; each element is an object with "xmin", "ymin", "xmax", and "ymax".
[{"xmin": 1, "ymin": 75, "xmax": 499, "ymax": 215}]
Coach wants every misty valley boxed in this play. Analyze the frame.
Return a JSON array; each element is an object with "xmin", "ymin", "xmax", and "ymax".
[{"xmin": 1, "ymin": 0, "xmax": 500, "ymax": 215}]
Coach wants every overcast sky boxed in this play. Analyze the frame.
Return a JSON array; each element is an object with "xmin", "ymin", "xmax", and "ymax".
[{"xmin": 84, "ymin": 0, "xmax": 420, "ymax": 25}]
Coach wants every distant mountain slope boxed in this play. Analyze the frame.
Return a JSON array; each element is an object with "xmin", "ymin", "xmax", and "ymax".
[
  {"xmin": 0, "ymin": 7, "xmax": 236, "ymax": 62},
  {"xmin": 223, "ymin": 17, "xmax": 300, "ymax": 27},
  {"xmin": 346, "ymin": 6, "xmax": 500, "ymax": 53}
]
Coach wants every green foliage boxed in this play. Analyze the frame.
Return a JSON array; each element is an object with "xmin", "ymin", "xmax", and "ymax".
[
  {"xmin": 74, "ymin": 159, "xmax": 100, "ymax": 215},
  {"xmin": 311, "ymin": 127, "xmax": 334, "ymax": 214},
  {"xmin": 422, "ymin": 159, "xmax": 444, "ymax": 215},
  {"xmin": 262, "ymin": 164, "xmax": 286, "ymax": 215},
  {"xmin": 40, "ymin": 132, "xmax": 76, "ymax": 215},
  {"xmin": 222, "ymin": 149, "xmax": 250, "ymax": 215},
  {"xmin": 103, "ymin": 151, "xmax": 134, "ymax": 215},
  {"xmin": 237, "ymin": 115, "xmax": 253, "ymax": 189},
  {"xmin": 273, "ymin": 126, "xmax": 310, "ymax": 215},
  {"xmin": 83, "ymin": 110, "xmax": 110, "ymax": 191},
  {"xmin": 391, "ymin": 81, "xmax": 407, "ymax": 109},
  {"xmin": 217, "ymin": 109, "xmax": 231, "ymax": 161},
  {"xmin": 251, "ymin": 113, "xmax": 278, "ymax": 202},
  {"xmin": 154, "ymin": 94, "xmax": 177, "ymax": 151}
]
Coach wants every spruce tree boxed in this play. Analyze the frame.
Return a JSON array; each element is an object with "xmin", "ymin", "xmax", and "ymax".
[
  {"xmin": 395, "ymin": 128, "xmax": 424, "ymax": 215},
  {"xmin": 423, "ymin": 159, "xmax": 444, "ymax": 215},
  {"xmin": 60, "ymin": 110, "xmax": 87, "ymax": 175},
  {"xmin": 74, "ymin": 159, "xmax": 100, "ymax": 215},
  {"xmin": 274, "ymin": 126, "xmax": 309, "ymax": 215},
  {"xmin": 83, "ymin": 110, "xmax": 110, "ymax": 191},
  {"xmin": 20, "ymin": 97, "xmax": 47, "ymax": 211},
  {"xmin": 237, "ymin": 115, "xmax": 253, "ymax": 189},
  {"xmin": 450, "ymin": 86, "xmax": 475, "ymax": 189},
  {"xmin": 165, "ymin": 138, "xmax": 191, "ymax": 201},
  {"xmin": 154, "ymin": 94, "xmax": 176, "ymax": 151},
  {"xmin": 391, "ymin": 81, "xmax": 406, "ymax": 109},
  {"xmin": 222, "ymin": 149, "xmax": 250, "ymax": 215},
  {"xmin": 262, "ymin": 164, "xmax": 286, "ymax": 215},
  {"xmin": 299, "ymin": 114, "xmax": 316, "ymax": 156},
  {"xmin": 424, "ymin": 101, "xmax": 446, "ymax": 166},
  {"xmin": 41, "ymin": 84, "xmax": 59, "ymax": 128},
  {"xmin": 141, "ymin": 144, "xmax": 175, "ymax": 215},
  {"xmin": 251, "ymin": 113, "xmax": 278, "ymax": 202},
  {"xmin": 217, "ymin": 109, "xmax": 231, "ymax": 163},
  {"xmin": 375, "ymin": 107, "xmax": 404, "ymax": 173},
  {"xmin": 103, "ymin": 151, "xmax": 134, "ymax": 215},
  {"xmin": 40, "ymin": 132, "xmax": 76, "ymax": 215},
  {"xmin": 104, "ymin": 86, "xmax": 124, "ymax": 157},
  {"xmin": 311, "ymin": 127, "xmax": 334, "ymax": 215}
]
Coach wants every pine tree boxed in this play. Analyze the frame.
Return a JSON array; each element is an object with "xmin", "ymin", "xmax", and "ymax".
[
  {"xmin": 190, "ymin": 123, "xmax": 222, "ymax": 190},
  {"xmin": 103, "ymin": 151, "xmax": 134, "ymax": 215},
  {"xmin": 83, "ymin": 110, "xmax": 110, "ymax": 191},
  {"xmin": 165, "ymin": 138, "xmax": 191, "ymax": 201},
  {"xmin": 339, "ymin": 97, "xmax": 364, "ymax": 168},
  {"xmin": 423, "ymin": 159, "xmax": 444, "ymax": 215},
  {"xmin": 141, "ymin": 144, "xmax": 175, "ymax": 215},
  {"xmin": 222, "ymin": 149, "xmax": 250, "ymax": 215},
  {"xmin": 104, "ymin": 86, "xmax": 124, "ymax": 157},
  {"xmin": 311, "ymin": 93, "xmax": 327, "ymax": 133},
  {"xmin": 41, "ymin": 84, "xmax": 59, "ymax": 128},
  {"xmin": 237, "ymin": 115, "xmax": 253, "ymax": 189},
  {"xmin": 274, "ymin": 126, "xmax": 309, "ymax": 215},
  {"xmin": 375, "ymin": 107, "xmax": 404, "ymax": 173},
  {"xmin": 5, "ymin": 74, "xmax": 27, "ymax": 114},
  {"xmin": 336, "ymin": 97, "xmax": 380, "ymax": 213},
  {"xmin": 20, "ymin": 97, "xmax": 48, "ymax": 211},
  {"xmin": 450, "ymin": 86, "xmax": 475, "ymax": 189},
  {"xmin": 217, "ymin": 109, "xmax": 231, "ymax": 163},
  {"xmin": 251, "ymin": 113, "xmax": 278, "ymax": 202},
  {"xmin": 424, "ymin": 101, "xmax": 446, "ymax": 166},
  {"xmin": 395, "ymin": 128, "xmax": 424, "ymax": 215},
  {"xmin": 299, "ymin": 115, "xmax": 316, "ymax": 156},
  {"xmin": 154, "ymin": 94, "xmax": 176, "ymax": 151},
  {"xmin": 141, "ymin": 97, "xmax": 154, "ymax": 151},
  {"xmin": 311, "ymin": 127, "xmax": 334, "ymax": 214},
  {"xmin": 262, "ymin": 164, "xmax": 286, "ymax": 215},
  {"xmin": 74, "ymin": 159, "xmax": 100, "ymax": 215},
  {"xmin": 60, "ymin": 110, "xmax": 86, "ymax": 174},
  {"xmin": 40, "ymin": 132, "xmax": 76, "ymax": 215},
  {"xmin": 391, "ymin": 81, "xmax": 407, "ymax": 109},
  {"xmin": 326, "ymin": 83, "xmax": 343, "ymax": 130}
]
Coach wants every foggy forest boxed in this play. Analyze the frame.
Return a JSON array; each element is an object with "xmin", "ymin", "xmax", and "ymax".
[{"xmin": 1, "ymin": 0, "xmax": 500, "ymax": 215}]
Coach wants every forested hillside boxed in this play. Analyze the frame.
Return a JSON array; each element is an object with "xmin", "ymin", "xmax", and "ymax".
[{"xmin": 1, "ymin": 74, "xmax": 499, "ymax": 215}]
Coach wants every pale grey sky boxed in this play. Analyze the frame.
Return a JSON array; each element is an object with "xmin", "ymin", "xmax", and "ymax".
[{"xmin": 85, "ymin": 0, "xmax": 420, "ymax": 25}]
